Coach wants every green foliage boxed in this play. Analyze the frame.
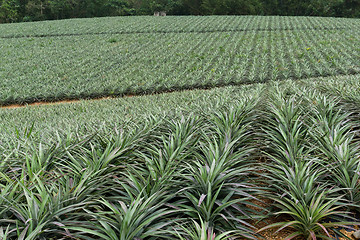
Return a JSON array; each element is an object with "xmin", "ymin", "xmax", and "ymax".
[
  {"xmin": 0, "ymin": 16, "xmax": 358, "ymax": 107},
  {"xmin": 256, "ymin": 82, "xmax": 360, "ymax": 239},
  {"xmin": 0, "ymin": 75, "xmax": 360, "ymax": 239},
  {"xmin": 0, "ymin": 0, "xmax": 359, "ymax": 25},
  {"xmin": 0, "ymin": 0, "xmax": 20, "ymax": 22},
  {"xmin": 0, "ymin": 13, "xmax": 359, "ymax": 239},
  {"xmin": 310, "ymin": 96, "xmax": 360, "ymax": 207},
  {"xmin": 200, "ymin": 0, "xmax": 262, "ymax": 15},
  {"xmin": 0, "ymin": 104, "xmax": 261, "ymax": 239}
]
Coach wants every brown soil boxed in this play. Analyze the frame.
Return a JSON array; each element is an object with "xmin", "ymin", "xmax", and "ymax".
[
  {"xmin": 244, "ymin": 197, "xmax": 358, "ymax": 240},
  {"xmin": 333, "ymin": 226, "xmax": 359, "ymax": 240},
  {"xmin": 243, "ymin": 198, "xmax": 304, "ymax": 240},
  {"xmin": 1, "ymin": 96, "xmax": 115, "ymax": 109},
  {"xmin": 338, "ymin": 229, "xmax": 356, "ymax": 240}
]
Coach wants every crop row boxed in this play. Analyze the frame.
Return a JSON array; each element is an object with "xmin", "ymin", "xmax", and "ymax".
[
  {"xmin": 0, "ymin": 74, "xmax": 358, "ymax": 150},
  {"xmin": 0, "ymin": 28, "xmax": 359, "ymax": 106},
  {"xmin": 0, "ymin": 81, "xmax": 359, "ymax": 239},
  {"xmin": 0, "ymin": 15, "xmax": 358, "ymax": 38},
  {"xmin": 0, "ymin": 83, "xmax": 263, "ymax": 145}
]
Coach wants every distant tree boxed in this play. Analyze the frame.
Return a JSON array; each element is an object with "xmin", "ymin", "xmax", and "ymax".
[
  {"xmin": 223, "ymin": 0, "xmax": 262, "ymax": 15},
  {"xmin": 105, "ymin": 0, "xmax": 135, "ymax": 15},
  {"xmin": 47, "ymin": 0, "xmax": 77, "ymax": 19},
  {"xmin": 1, "ymin": 0, "xmax": 359, "ymax": 23},
  {"xmin": 182, "ymin": 0, "xmax": 202, "ymax": 15},
  {"xmin": 343, "ymin": 0, "xmax": 360, "ymax": 17},
  {"xmin": 76, "ymin": 0, "xmax": 109, "ymax": 17},
  {"xmin": 198, "ymin": 0, "xmax": 261, "ymax": 15},
  {"xmin": 0, "ymin": 0, "xmax": 20, "ymax": 22},
  {"xmin": 261, "ymin": 0, "xmax": 278, "ymax": 15},
  {"xmin": 24, "ymin": 0, "xmax": 48, "ymax": 21},
  {"xmin": 303, "ymin": 0, "xmax": 342, "ymax": 16},
  {"xmin": 141, "ymin": 0, "xmax": 170, "ymax": 13}
]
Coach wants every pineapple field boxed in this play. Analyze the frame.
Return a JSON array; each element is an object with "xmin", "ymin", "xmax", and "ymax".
[
  {"xmin": 0, "ymin": 16, "xmax": 359, "ymax": 106},
  {"xmin": 0, "ymin": 15, "xmax": 360, "ymax": 239}
]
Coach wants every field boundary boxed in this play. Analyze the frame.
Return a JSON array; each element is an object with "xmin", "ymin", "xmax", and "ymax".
[
  {"xmin": 0, "ymin": 26, "xmax": 350, "ymax": 39},
  {"xmin": 2, "ymin": 72, "xmax": 359, "ymax": 110},
  {"xmin": 2, "ymin": 71, "xmax": 359, "ymax": 107}
]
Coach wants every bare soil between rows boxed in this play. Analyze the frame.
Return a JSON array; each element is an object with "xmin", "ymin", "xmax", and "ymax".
[{"xmin": 248, "ymin": 198, "xmax": 357, "ymax": 240}]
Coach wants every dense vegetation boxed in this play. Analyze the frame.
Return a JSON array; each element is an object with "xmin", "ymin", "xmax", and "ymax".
[
  {"xmin": 0, "ymin": 16, "xmax": 359, "ymax": 106},
  {"xmin": 0, "ymin": 75, "xmax": 358, "ymax": 143},
  {"xmin": 0, "ymin": 15, "xmax": 360, "ymax": 239},
  {"xmin": 0, "ymin": 0, "xmax": 359, "ymax": 23},
  {"xmin": 0, "ymin": 75, "xmax": 360, "ymax": 239}
]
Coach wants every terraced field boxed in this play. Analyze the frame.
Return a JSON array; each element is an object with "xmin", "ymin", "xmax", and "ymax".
[{"xmin": 0, "ymin": 16, "xmax": 360, "ymax": 240}]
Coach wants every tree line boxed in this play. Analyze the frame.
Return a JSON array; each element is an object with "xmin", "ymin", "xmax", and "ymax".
[{"xmin": 0, "ymin": 0, "xmax": 359, "ymax": 23}]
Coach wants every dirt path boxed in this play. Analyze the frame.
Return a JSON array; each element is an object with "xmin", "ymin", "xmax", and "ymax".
[{"xmin": 1, "ymin": 96, "xmax": 118, "ymax": 109}]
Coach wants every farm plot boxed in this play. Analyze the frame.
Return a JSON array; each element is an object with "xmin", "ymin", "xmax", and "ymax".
[
  {"xmin": 0, "ymin": 73, "xmax": 358, "ymax": 148},
  {"xmin": 0, "ymin": 15, "xmax": 358, "ymax": 38},
  {"xmin": 0, "ymin": 83, "xmax": 264, "ymax": 144},
  {"xmin": 0, "ymin": 15, "xmax": 360, "ymax": 240},
  {"xmin": 0, "ymin": 74, "xmax": 360, "ymax": 239},
  {"xmin": 0, "ymin": 19, "xmax": 359, "ymax": 106}
]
